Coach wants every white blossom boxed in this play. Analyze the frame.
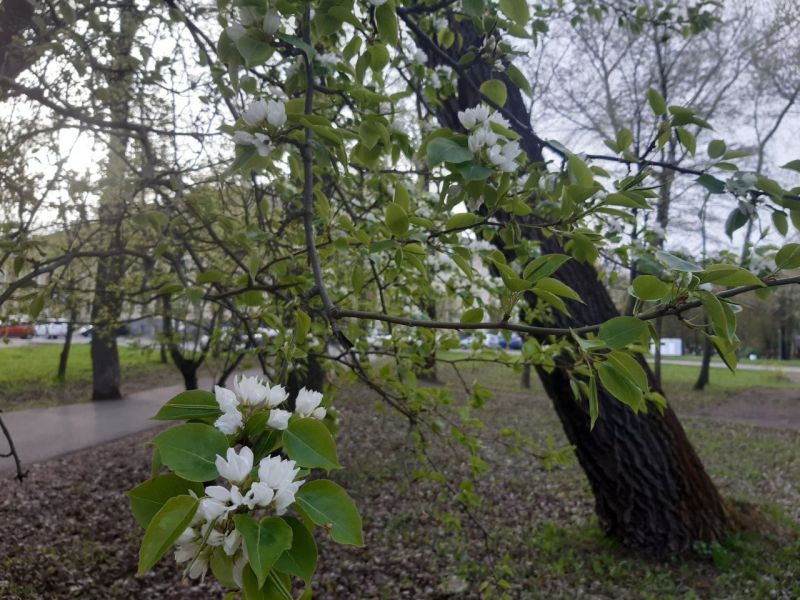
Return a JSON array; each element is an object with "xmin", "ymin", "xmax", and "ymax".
[
  {"xmin": 468, "ymin": 126, "xmax": 498, "ymax": 153},
  {"xmin": 274, "ymin": 480, "xmax": 304, "ymax": 515},
  {"xmin": 242, "ymin": 99, "xmax": 268, "ymax": 126},
  {"xmin": 267, "ymin": 408, "xmax": 291, "ymax": 430},
  {"xmin": 215, "ymin": 385, "xmax": 239, "ymax": 413},
  {"xmin": 232, "ymin": 131, "xmax": 271, "ymax": 157},
  {"xmin": 434, "ymin": 17, "xmax": 448, "ymax": 31},
  {"xmin": 413, "ymin": 49, "xmax": 427, "ymax": 65},
  {"xmin": 234, "ymin": 374, "xmax": 268, "ymax": 406},
  {"xmin": 215, "ymin": 447, "xmax": 254, "ymax": 484},
  {"xmin": 458, "ymin": 105, "xmax": 491, "ymax": 130},
  {"xmin": 186, "ymin": 554, "xmax": 209, "ymax": 580},
  {"xmin": 263, "ymin": 9, "xmax": 280, "ymax": 35},
  {"xmin": 226, "ymin": 23, "xmax": 247, "ymax": 41},
  {"xmin": 295, "ymin": 387, "xmax": 325, "ymax": 419},
  {"xmin": 223, "ymin": 529, "xmax": 241, "ymax": 556},
  {"xmin": 265, "ymin": 99, "xmax": 287, "ymax": 127},
  {"xmin": 258, "ymin": 455, "xmax": 301, "ymax": 490},
  {"xmin": 265, "ymin": 383, "xmax": 289, "ymax": 408},
  {"xmin": 214, "ymin": 409, "xmax": 243, "ymax": 435},
  {"xmin": 245, "ymin": 481, "xmax": 275, "ymax": 508}
]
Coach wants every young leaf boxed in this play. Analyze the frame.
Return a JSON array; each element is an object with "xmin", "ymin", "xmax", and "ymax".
[
  {"xmin": 384, "ymin": 203, "xmax": 409, "ymax": 237},
  {"xmin": 775, "ymin": 243, "xmax": 800, "ymax": 270},
  {"xmin": 630, "ymin": 275, "xmax": 670, "ymax": 301},
  {"xmin": 234, "ymin": 515, "xmax": 294, "ymax": 589},
  {"xmin": 426, "ymin": 138, "xmax": 472, "ymax": 165},
  {"xmin": 647, "ymin": 88, "xmax": 667, "ymax": 115},
  {"xmin": 274, "ymin": 517, "xmax": 318, "ymax": 584},
  {"xmin": 152, "ymin": 390, "xmax": 221, "ymax": 421},
  {"xmin": 283, "ymin": 418, "xmax": 341, "ymax": 471},
  {"xmin": 479, "ymin": 79, "xmax": 507, "ymax": 106},
  {"xmin": 137, "ymin": 495, "xmax": 198, "ymax": 575},
  {"xmin": 598, "ymin": 317, "xmax": 649, "ymax": 350},
  {"xmin": 460, "ymin": 307, "xmax": 484, "ymax": 324},
  {"xmin": 295, "ymin": 480, "xmax": 363, "ymax": 546},
  {"xmin": 498, "ymin": 0, "xmax": 530, "ymax": 25},
  {"xmin": 128, "ymin": 474, "xmax": 204, "ymax": 528},
  {"xmin": 152, "ymin": 423, "xmax": 230, "ymax": 482}
]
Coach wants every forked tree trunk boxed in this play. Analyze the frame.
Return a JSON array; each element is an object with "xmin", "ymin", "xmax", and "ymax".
[{"xmin": 411, "ymin": 15, "xmax": 736, "ymax": 553}]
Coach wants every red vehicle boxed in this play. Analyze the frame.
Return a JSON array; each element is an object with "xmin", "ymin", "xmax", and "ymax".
[{"xmin": 0, "ymin": 323, "xmax": 34, "ymax": 338}]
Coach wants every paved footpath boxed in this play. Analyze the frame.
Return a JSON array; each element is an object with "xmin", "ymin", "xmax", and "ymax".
[{"xmin": 0, "ymin": 375, "xmax": 220, "ymax": 477}]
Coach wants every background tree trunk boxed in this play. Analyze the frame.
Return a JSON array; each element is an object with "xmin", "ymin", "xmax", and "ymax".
[
  {"xmin": 411, "ymin": 15, "xmax": 736, "ymax": 553},
  {"xmin": 56, "ymin": 313, "xmax": 75, "ymax": 384},
  {"xmin": 694, "ymin": 335, "xmax": 713, "ymax": 390}
]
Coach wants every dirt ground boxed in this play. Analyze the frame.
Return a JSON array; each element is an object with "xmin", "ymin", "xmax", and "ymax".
[
  {"xmin": 685, "ymin": 386, "xmax": 800, "ymax": 430},
  {"xmin": 1, "ymin": 369, "xmax": 798, "ymax": 599}
]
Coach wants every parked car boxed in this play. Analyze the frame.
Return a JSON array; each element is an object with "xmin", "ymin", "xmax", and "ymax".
[
  {"xmin": 79, "ymin": 324, "xmax": 130, "ymax": 337},
  {"xmin": 498, "ymin": 333, "xmax": 523, "ymax": 350},
  {"xmin": 483, "ymin": 333, "xmax": 502, "ymax": 349},
  {"xmin": 0, "ymin": 323, "xmax": 34, "ymax": 338},
  {"xmin": 34, "ymin": 321, "xmax": 70, "ymax": 338}
]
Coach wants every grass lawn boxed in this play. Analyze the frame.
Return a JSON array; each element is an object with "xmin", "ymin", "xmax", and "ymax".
[{"xmin": 0, "ymin": 342, "xmax": 174, "ymax": 410}]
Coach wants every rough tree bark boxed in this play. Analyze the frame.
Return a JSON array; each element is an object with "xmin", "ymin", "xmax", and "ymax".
[{"xmin": 409, "ymin": 14, "xmax": 737, "ymax": 553}]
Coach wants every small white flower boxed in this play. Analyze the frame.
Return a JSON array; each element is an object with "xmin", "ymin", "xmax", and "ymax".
[
  {"xmin": 274, "ymin": 480, "xmax": 303, "ymax": 515},
  {"xmin": 234, "ymin": 374, "xmax": 268, "ymax": 406},
  {"xmin": 468, "ymin": 126, "xmax": 499, "ymax": 153},
  {"xmin": 245, "ymin": 481, "xmax": 275, "ymax": 508},
  {"xmin": 215, "ymin": 447, "xmax": 254, "ymax": 484},
  {"xmin": 390, "ymin": 118, "xmax": 406, "ymax": 134},
  {"xmin": 215, "ymin": 385, "xmax": 239, "ymax": 413},
  {"xmin": 265, "ymin": 99, "xmax": 286, "ymax": 127},
  {"xmin": 262, "ymin": 9, "xmax": 280, "ymax": 35},
  {"xmin": 488, "ymin": 112, "xmax": 512, "ymax": 130},
  {"xmin": 175, "ymin": 527, "xmax": 196, "ymax": 546},
  {"xmin": 458, "ymin": 105, "xmax": 491, "ymax": 130},
  {"xmin": 258, "ymin": 455, "xmax": 300, "ymax": 490},
  {"xmin": 175, "ymin": 539, "xmax": 201, "ymax": 564},
  {"xmin": 267, "ymin": 408, "xmax": 291, "ymax": 430},
  {"xmin": 311, "ymin": 406, "xmax": 327, "ymax": 420},
  {"xmin": 187, "ymin": 554, "xmax": 209, "ymax": 579},
  {"xmin": 226, "ymin": 23, "xmax": 247, "ymax": 41},
  {"xmin": 434, "ymin": 17, "xmax": 448, "ymax": 31},
  {"xmin": 199, "ymin": 496, "xmax": 229, "ymax": 521},
  {"xmin": 223, "ymin": 529, "xmax": 241, "ymax": 556},
  {"xmin": 295, "ymin": 387, "xmax": 324, "ymax": 418},
  {"xmin": 413, "ymin": 49, "xmax": 427, "ymax": 65},
  {"xmin": 430, "ymin": 73, "xmax": 441, "ymax": 89},
  {"xmin": 232, "ymin": 552, "xmax": 248, "ymax": 588},
  {"xmin": 238, "ymin": 6, "xmax": 260, "ymax": 26},
  {"xmin": 232, "ymin": 131, "xmax": 255, "ymax": 145},
  {"xmin": 252, "ymin": 133, "xmax": 272, "ymax": 156},
  {"xmin": 265, "ymin": 383, "xmax": 288, "ymax": 408},
  {"xmin": 214, "ymin": 409, "xmax": 243, "ymax": 435},
  {"xmin": 242, "ymin": 99, "xmax": 268, "ymax": 126}
]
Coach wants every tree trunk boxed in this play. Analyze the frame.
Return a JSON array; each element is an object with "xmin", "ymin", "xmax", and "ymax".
[
  {"xmin": 412, "ymin": 14, "xmax": 736, "ymax": 553},
  {"xmin": 520, "ymin": 363, "xmax": 531, "ymax": 389},
  {"xmin": 89, "ymin": 6, "xmax": 139, "ymax": 401},
  {"xmin": 56, "ymin": 314, "xmax": 75, "ymax": 384},
  {"xmin": 694, "ymin": 336, "xmax": 713, "ymax": 390}
]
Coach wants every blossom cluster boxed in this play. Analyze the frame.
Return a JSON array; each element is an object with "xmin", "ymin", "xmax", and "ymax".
[
  {"xmin": 214, "ymin": 374, "xmax": 326, "ymax": 435},
  {"xmin": 457, "ymin": 104, "xmax": 522, "ymax": 173},
  {"xmin": 173, "ymin": 375, "xmax": 328, "ymax": 582}
]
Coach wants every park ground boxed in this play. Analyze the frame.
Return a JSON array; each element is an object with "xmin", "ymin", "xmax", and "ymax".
[{"xmin": 0, "ymin": 350, "xmax": 798, "ymax": 598}]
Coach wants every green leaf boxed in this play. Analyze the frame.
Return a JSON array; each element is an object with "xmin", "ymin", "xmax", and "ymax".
[
  {"xmin": 710, "ymin": 335, "xmax": 738, "ymax": 372},
  {"xmin": 152, "ymin": 390, "xmax": 221, "ymax": 421},
  {"xmin": 454, "ymin": 161, "xmax": 493, "ymax": 181},
  {"xmin": 479, "ymin": 79, "xmax": 507, "ymax": 106},
  {"xmin": 295, "ymin": 480, "xmax": 363, "ymax": 546},
  {"xmin": 426, "ymin": 138, "xmax": 472, "ymax": 165},
  {"xmin": 498, "ymin": 0, "xmax": 530, "ymax": 25},
  {"xmin": 647, "ymin": 88, "xmax": 666, "ymax": 115},
  {"xmin": 697, "ymin": 290, "xmax": 729, "ymax": 338},
  {"xmin": 283, "ymin": 418, "xmax": 341, "ymax": 471},
  {"xmin": 567, "ymin": 154, "xmax": 593, "ymax": 187},
  {"xmin": 598, "ymin": 317, "xmax": 649, "ymax": 350},
  {"xmin": 523, "ymin": 254, "xmax": 570, "ymax": 282},
  {"xmin": 773, "ymin": 211, "xmax": 789, "ymax": 236},
  {"xmin": 607, "ymin": 351, "xmax": 648, "ymax": 391},
  {"xmin": 724, "ymin": 207, "xmax": 749, "ymax": 238},
  {"xmin": 676, "ymin": 127, "xmax": 696, "ymax": 156},
  {"xmin": 699, "ymin": 264, "xmax": 764, "ymax": 288},
  {"xmin": 696, "ymin": 174, "xmax": 725, "ymax": 194},
  {"xmin": 535, "ymin": 277, "xmax": 581, "ymax": 302},
  {"xmin": 274, "ymin": 517, "xmax": 318, "ymax": 584},
  {"xmin": 384, "ymin": 203, "xmax": 409, "ymax": 237},
  {"xmin": 152, "ymin": 423, "xmax": 230, "ymax": 482},
  {"xmin": 781, "ymin": 159, "xmax": 800, "ymax": 172},
  {"xmin": 630, "ymin": 275, "xmax": 670, "ymax": 301},
  {"xmin": 655, "ymin": 250, "xmax": 703, "ymax": 272},
  {"xmin": 597, "ymin": 361, "xmax": 644, "ymax": 413},
  {"xmin": 460, "ymin": 307, "xmax": 484, "ymax": 324},
  {"xmin": 775, "ymin": 243, "xmax": 800, "ymax": 270},
  {"xmin": 210, "ymin": 548, "xmax": 239, "ymax": 589},
  {"xmin": 127, "ymin": 474, "xmax": 204, "ymax": 528},
  {"xmin": 234, "ymin": 36, "xmax": 273, "ymax": 67},
  {"xmin": 234, "ymin": 515, "xmax": 294, "ymax": 589},
  {"xmin": 588, "ymin": 376, "xmax": 599, "ymax": 430},
  {"xmin": 137, "ymin": 495, "xmax": 198, "ymax": 575},
  {"xmin": 445, "ymin": 213, "xmax": 484, "ymax": 230},
  {"xmin": 708, "ymin": 139, "xmax": 726, "ymax": 159},
  {"xmin": 374, "ymin": 2, "xmax": 398, "ymax": 45},
  {"xmin": 296, "ymin": 309, "xmax": 311, "ymax": 340}
]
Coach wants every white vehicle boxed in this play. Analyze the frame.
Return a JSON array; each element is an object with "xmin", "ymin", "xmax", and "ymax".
[{"xmin": 35, "ymin": 321, "xmax": 70, "ymax": 338}]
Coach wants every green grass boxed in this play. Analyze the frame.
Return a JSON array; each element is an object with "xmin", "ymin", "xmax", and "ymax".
[
  {"xmin": 658, "ymin": 363, "xmax": 795, "ymax": 390},
  {"xmin": 0, "ymin": 343, "xmax": 163, "ymax": 390},
  {"xmin": 657, "ymin": 354, "xmax": 800, "ymax": 368}
]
